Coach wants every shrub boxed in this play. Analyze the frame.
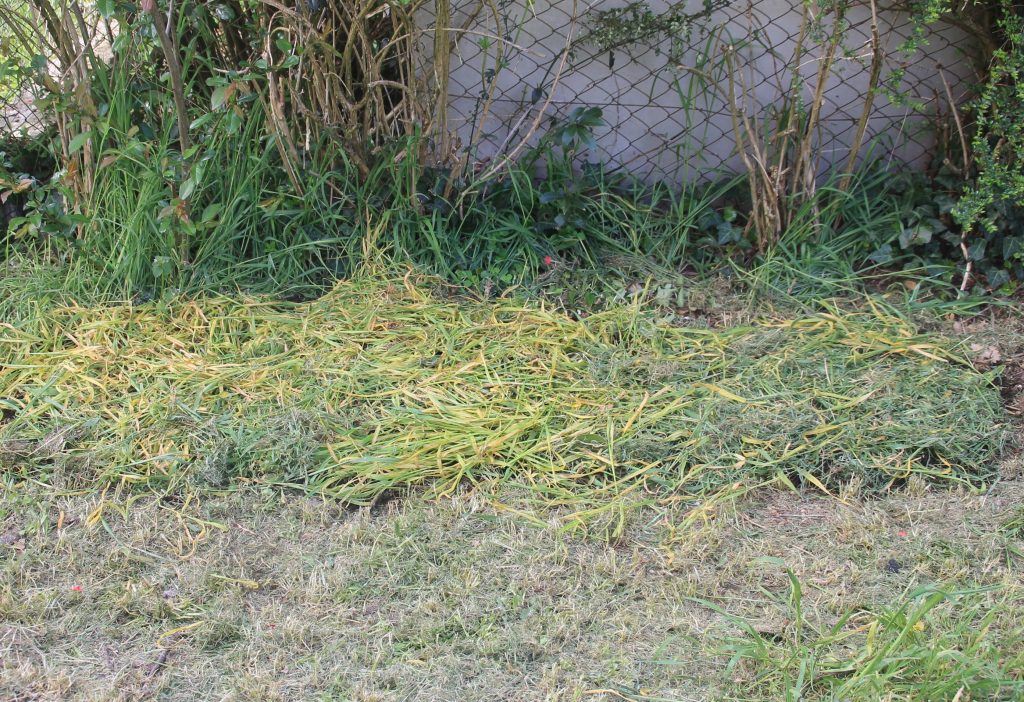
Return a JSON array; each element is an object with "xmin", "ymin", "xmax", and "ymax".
[{"xmin": 951, "ymin": 0, "xmax": 1024, "ymax": 287}]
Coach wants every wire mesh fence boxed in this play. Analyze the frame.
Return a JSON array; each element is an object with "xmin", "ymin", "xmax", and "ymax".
[
  {"xmin": 436, "ymin": 0, "xmax": 979, "ymax": 182},
  {"xmin": 0, "ymin": 81, "xmax": 46, "ymax": 138},
  {"xmin": 0, "ymin": 0, "xmax": 979, "ymax": 187}
]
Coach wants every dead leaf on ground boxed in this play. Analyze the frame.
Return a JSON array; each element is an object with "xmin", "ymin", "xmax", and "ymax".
[{"xmin": 970, "ymin": 343, "xmax": 1002, "ymax": 369}]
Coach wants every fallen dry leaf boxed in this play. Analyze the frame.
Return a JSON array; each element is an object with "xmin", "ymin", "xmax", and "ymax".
[{"xmin": 970, "ymin": 343, "xmax": 1002, "ymax": 368}]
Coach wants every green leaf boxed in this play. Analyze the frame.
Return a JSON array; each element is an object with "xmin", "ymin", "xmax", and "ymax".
[
  {"xmin": 68, "ymin": 130, "xmax": 93, "ymax": 155},
  {"xmin": 179, "ymin": 177, "xmax": 196, "ymax": 201},
  {"xmin": 151, "ymin": 256, "xmax": 173, "ymax": 279},
  {"xmin": 190, "ymin": 113, "xmax": 216, "ymax": 131},
  {"xmin": 868, "ymin": 244, "xmax": 894, "ymax": 265},
  {"xmin": 934, "ymin": 193, "xmax": 958, "ymax": 215},
  {"xmin": 211, "ymin": 85, "xmax": 230, "ymax": 110},
  {"xmin": 968, "ymin": 239, "xmax": 987, "ymax": 261},
  {"xmin": 96, "ymin": 0, "xmax": 116, "ymax": 17},
  {"xmin": 899, "ymin": 225, "xmax": 932, "ymax": 249},
  {"xmin": 200, "ymin": 203, "xmax": 224, "ymax": 223}
]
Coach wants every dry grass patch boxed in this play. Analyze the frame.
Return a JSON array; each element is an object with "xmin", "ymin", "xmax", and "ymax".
[
  {"xmin": 0, "ymin": 275, "xmax": 1009, "ymax": 533},
  {"xmin": 0, "ymin": 481, "xmax": 1021, "ymax": 701}
]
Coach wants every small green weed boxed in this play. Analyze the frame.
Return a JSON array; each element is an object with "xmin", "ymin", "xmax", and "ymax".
[{"xmin": 696, "ymin": 566, "xmax": 1024, "ymax": 701}]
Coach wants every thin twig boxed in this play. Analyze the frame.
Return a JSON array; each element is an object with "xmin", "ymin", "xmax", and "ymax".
[{"xmin": 841, "ymin": 0, "xmax": 883, "ymax": 192}]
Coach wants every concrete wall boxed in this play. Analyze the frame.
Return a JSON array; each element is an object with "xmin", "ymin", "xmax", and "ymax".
[{"xmin": 432, "ymin": 0, "xmax": 977, "ymax": 181}]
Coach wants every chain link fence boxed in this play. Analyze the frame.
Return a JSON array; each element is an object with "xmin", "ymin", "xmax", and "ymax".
[
  {"xmin": 436, "ymin": 0, "xmax": 978, "ymax": 182},
  {"xmin": 0, "ymin": 82, "xmax": 47, "ymax": 137},
  {"xmin": 0, "ymin": 0, "xmax": 979, "ymax": 184}
]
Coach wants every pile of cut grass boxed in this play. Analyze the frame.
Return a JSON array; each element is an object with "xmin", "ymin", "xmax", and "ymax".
[{"xmin": 0, "ymin": 274, "xmax": 1008, "ymax": 523}]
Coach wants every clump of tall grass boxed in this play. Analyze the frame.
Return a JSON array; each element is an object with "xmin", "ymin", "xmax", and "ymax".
[{"xmin": 37, "ymin": 36, "xmax": 374, "ymax": 296}]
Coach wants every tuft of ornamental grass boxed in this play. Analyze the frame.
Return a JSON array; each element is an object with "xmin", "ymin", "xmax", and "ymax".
[{"xmin": 0, "ymin": 272, "xmax": 1009, "ymax": 529}]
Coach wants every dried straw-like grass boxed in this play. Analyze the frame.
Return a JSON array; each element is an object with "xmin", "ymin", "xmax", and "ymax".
[{"xmin": 0, "ymin": 274, "xmax": 1007, "ymax": 522}]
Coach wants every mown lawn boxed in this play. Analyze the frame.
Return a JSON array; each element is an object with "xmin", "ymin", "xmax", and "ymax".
[
  {"xmin": 2, "ymin": 481, "xmax": 1022, "ymax": 700},
  {"xmin": 1, "ymin": 275, "xmax": 1022, "ymax": 700}
]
